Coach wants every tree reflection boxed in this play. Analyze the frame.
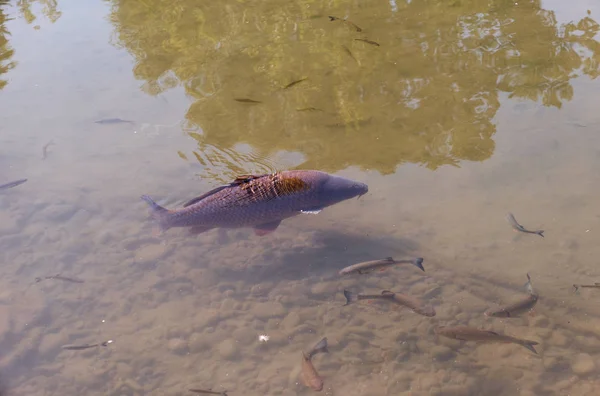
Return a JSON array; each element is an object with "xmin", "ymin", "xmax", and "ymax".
[
  {"xmin": 0, "ymin": 0, "xmax": 15, "ymax": 90},
  {"xmin": 16, "ymin": 0, "xmax": 62, "ymax": 25},
  {"xmin": 107, "ymin": 0, "xmax": 600, "ymax": 174}
]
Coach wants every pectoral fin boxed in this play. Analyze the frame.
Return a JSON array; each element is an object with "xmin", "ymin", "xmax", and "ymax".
[
  {"xmin": 253, "ymin": 220, "xmax": 282, "ymax": 236},
  {"xmin": 189, "ymin": 226, "xmax": 213, "ymax": 235}
]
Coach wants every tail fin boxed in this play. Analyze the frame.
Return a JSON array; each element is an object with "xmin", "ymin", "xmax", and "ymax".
[
  {"xmin": 519, "ymin": 339, "xmax": 539, "ymax": 354},
  {"xmin": 525, "ymin": 273, "xmax": 536, "ymax": 296},
  {"xmin": 536, "ymin": 230, "xmax": 544, "ymax": 238},
  {"xmin": 343, "ymin": 290, "xmax": 358, "ymax": 306},
  {"xmin": 140, "ymin": 195, "xmax": 171, "ymax": 232},
  {"xmin": 412, "ymin": 257, "xmax": 425, "ymax": 272},
  {"xmin": 307, "ymin": 337, "xmax": 328, "ymax": 359}
]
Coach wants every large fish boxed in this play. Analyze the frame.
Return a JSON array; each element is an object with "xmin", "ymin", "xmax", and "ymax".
[
  {"xmin": 141, "ymin": 171, "xmax": 368, "ymax": 236},
  {"xmin": 434, "ymin": 326, "xmax": 539, "ymax": 354},
  {"xmin": 301, "ymin": 337, "xmax": 328, "ymax": 392},
  {"xmin": 485, "ymin": 274, "xmax": 539, "ymax": 318}
]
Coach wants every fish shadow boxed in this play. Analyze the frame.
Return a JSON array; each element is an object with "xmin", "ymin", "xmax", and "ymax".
[{"xmin": 212, "ymin": 227, "xmax": 420, "ymax": 284}]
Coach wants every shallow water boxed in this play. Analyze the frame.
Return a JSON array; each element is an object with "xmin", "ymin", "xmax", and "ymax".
[{"xmin": 2, "ymin": 0, "xmax": 600, "ymax": 395}]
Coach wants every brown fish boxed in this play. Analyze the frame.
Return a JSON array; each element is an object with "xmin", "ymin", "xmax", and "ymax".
[
  {"xmin": 0, "ymin": 179, "xmax": 27, "ymax": 191},
  {"xmin": 301, "ymin": 337, "xmax": 328, "ymax": 391},
  {"xmin": 485, "ymin": 274, "xmax": 538, "ymax": 318},
  {"xmin": 188, "ymin": 389, "xmax": 228, "ymax": 395},
  {"xmin": 328, "ymin": 16, "xmax": 362, "ymax": 32},
  {"xmin": 35, "ymin": 274, "xmax": 84, "ymax": 284},
  {"xmin": 344, "ymin": 289, "xmax": 435, "ymax": 317},
  {"xmin": 234, "ymin": 98, "xmax": 261, "ymax": 104},
  {"xmin": 341, "ymin": 45, "xmax": 359, "ymax": 65},
  {"xmin": 354, "ymin": 38, "xmax": 380, "ymax": 47},
  {"xmin": 141, "ymin": 171, "xmax": 368, "ymax": 236},
  {"xmin": 573, "ymin": 282, "xmax": 600, "ymax": 292},
  {"xmin": 506, "ymin": 213, "xmax": 544, "ymax": 238},
  {"xmin": 284, "ymin": 78, "xmax": 307, "ymax": 89},
  {"xmin": 339, "ymin": 257, "xmax": 424, "ymax": 275},
  {"xmin": 434, "ymin": 326, "xmax": 538, "ymax": 354},
  {"xmin": 62, "ymin": 340, "xmax": 112, "ymax": 350}
]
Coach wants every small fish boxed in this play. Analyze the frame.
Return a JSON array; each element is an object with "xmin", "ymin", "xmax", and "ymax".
[
  {"xmin": 341, "ymin": 45, "xmax": 359, "ymax": 65},
  {"xmin": 297, "ymin": 107, "xmax": 323, "ymax": 112},
  {"xmin": 485, "ymin": 274, "xmax": 539, "ymax": 318},
  {"xmin": 0, "ymin": 179, "xmax": 27, "ymax": 191},
  {"xmin": 301, "ymin": 337, "xmax": 328, "ymax": 391},
  {"xmin": 284, "ymin": 78, "xmax": 308, "ymax": 89},
  {"xmin": 62, "ymin": 340, "xmax": 112, "ymax": 350},
  {"xmin": 343, "ymin": 290, "xmax": 435, "ymax": 317},
  {"xmin": 328, "ymin": 16, "xmax": 362, "ymax": 32},
  {"xmin": 506, "ymin": 213, "xmax": 544, "ymax": 238},
  {"xmin": 354, "ymin": 38, "xmax": 380, "ymax": 47},
  {"xmin": 339, "ymin": 257, "xmax": 424, "ymax": 275},
  {"xmin": 94, "ymin": 118, "xmax": 135, "ymax": 124},
  {"xmin": 42, "ymin": 140, "xmax": 55, "ymax": 160},
  {"xmin": 188, "ymin": 389, "xmax": 228, "ymax": 396},
  {"xmin": 35, "ymin": 274, "xmax": 84, "ymax": 284},
  {"xmin": 141, "ymin": 171, "xmax": 368, "ymax": 236},
  {"xmin": 573, "ymin": 282, "xmax": 600, "ymax": 292},
  {"xmin": 434, "ymin": 326, "xmax": 538, "ymax": 354},
  {"xmin": 234, "ymin": 98, "xmax": 261, "ymax": 104}
]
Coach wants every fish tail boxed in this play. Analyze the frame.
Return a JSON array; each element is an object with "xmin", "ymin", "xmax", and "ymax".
[
  {"xmin": 308, "ymin": 337, "xmax": 328, "ymax": 359},
  {"xmin": 519, "ymin": 339, "xmax": 539, "ymax": 354},
  {"xmin": 525, "ymin": 273, "xmax": 535, "ymax": 295},
  {"xmin": 140, "ymin": 195, "xmax": 172, "ymax": 232},
  {"xmin": 412, "ymin": 257, "xmax": 425, "ymax": 272},
  {"xmin": 343, "ymin": 290, "xmax": 358, "ymax": 305},
  {"xmin": 537, "ymin": 230, "xmax": 544, "ymax": 238}
]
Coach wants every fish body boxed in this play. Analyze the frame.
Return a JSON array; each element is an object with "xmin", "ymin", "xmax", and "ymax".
[
  {"xmin": 301, "ymin": 337, "xmax": 328, "ymax": 391},
  {"xmin": 284, "ymin": 78, "xmax": 307, "ymax": 89},
  {"xmin": 234, "ymin": 98, "xmax": 261, "ymax": 103},
  {"xmin": 0, "ymin": 179, "xmax": 27, "ymax": 191},
  {"xmin": 434, "ymin": 326, "xmax": 538, "ymax": 353},
  {"xmin": 343, "ymin": 290, "xmax": 435, "ymax": 317},
  {"xmin": 339, "ymin": 257, "xmax": 424, "ymax": 275},
  {"xmin": 506, "ymin": 213, "xmax": 544, "ymax": 238},
  {"xmin": 354, "ymin": 38, "xmax": 380, "ymax": 46},
  {"xmin": 485, "ymin": 274, "xmax": 538, "ymax": 318},
  {"xmin": 573, "ymin": 282, "xmax": 600, "ymax": 292},
  {"xmin": 141, "ymin": 171, "xmax": 368, "ymax": 236},
  {"xmin": 188, "ymin": 390, "xmax": 228, "ymax": 395},
  {"xmin": 94, "ymin": 118, "xmax": 135, "ymax": 124},
  {"xmin": 328, "ymin": 16, "xmax": 362, "ymax": 32}
]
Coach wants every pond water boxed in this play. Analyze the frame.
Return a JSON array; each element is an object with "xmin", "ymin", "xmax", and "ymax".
[{"xmin": 1, "ymin": 0, "xmax": 600, "ymax": 395}]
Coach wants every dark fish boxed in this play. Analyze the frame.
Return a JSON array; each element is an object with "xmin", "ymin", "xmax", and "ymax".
[
  {"xmin": 328, "ymin": 16, "xmax": 362, "ymax": 32},
  {"xmin": 284, "ymin": 78, "xmax": 308, "ymax": 89},
  {"xmin": 485, "ymin": 274, "xmax": 538, "ymax": 318},
  {"xmin": 94, "ymin": 118, "xmax": 135, "ymax": 124},
  {"xmin": 42, "ymin": 140, "xmax": 55, "ymax": 160},
  {"xmin": 434, "ymin": 326, "xmax": 538, "ymax": 354},
  {"xmin": 354, "ymin": 38, "xmax": 380, "ymax": 47},
  {"xmin": 0, "ymin": 179, "xmax": 27, "ymax": 191},
  {"xmin": 506, "ymin": 213, "xmax": 544, "ymax": 238},
  {"xmin": 341, "ymin": 45, "xmax": 359, "ymax": 65},
  {"xmin": 339, "ymin": 257, "xmax": 424, "ymax": 275},
  {"xmin": 62, "ymin": 340, "xmax": 112, "ymax": 350},
  {"xmin": 141, "ymin": 170, "xmax": 368, "ymax": 236},
  {"xmin": 301, "ymin": 337, "xmax": 328, "ymax": 391},
  {"xmin": 234, "ymin": 98, "xmax": 261, "ymax": 104},
  {"xmin": 297, "ymin": 107, "xmax": 324, "ymax": 112},
  {"xmin": 188, "ymin": 389, "xmax": 228, "ymax": 395},
  {"xmin": 35, "ymin": 274, "xmax": 84, "ymax": 284},
  {"xmin": 573, "ymin": 282, "xmax": 600, "ymax": 292},
  {"xmin": 343, "ymin": 290, "xmax": 435, "ymax": 316}
]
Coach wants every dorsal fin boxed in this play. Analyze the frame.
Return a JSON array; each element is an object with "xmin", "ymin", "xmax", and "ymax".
[
  {"xmin": 232, "ymin": 174, "xmax": 266, "ymax": 185},
  {"xmin": 182, "ymin": 185, "xmax": 230, "ymax": 207}
]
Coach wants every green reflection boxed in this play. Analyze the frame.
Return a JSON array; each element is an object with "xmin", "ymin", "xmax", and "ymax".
[
  {"xmin": 17, "ymin": 0, "xmax": 62, "ymax": 26},
  {"xmin": 108, "ymin": 0, "xmax": 600, "ymax": 174},
  {"xmin": 0, "ymin": 0, "xmax": 15, "ymax": 90}
]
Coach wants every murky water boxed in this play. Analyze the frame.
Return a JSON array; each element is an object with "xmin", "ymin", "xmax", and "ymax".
[{"xmin": 2, "ymin": 0, "xmax": 600, "ymax": 395}]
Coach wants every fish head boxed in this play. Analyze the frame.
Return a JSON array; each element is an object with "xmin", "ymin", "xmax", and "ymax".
[{"xmin": 316, "ymin": 173, "xmax": 368, "ymax": 205}]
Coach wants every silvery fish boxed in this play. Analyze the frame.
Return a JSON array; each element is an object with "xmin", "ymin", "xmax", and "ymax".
[
  {"xmin": 141, "ymin": 171, "xmax": 368, "ymax": 236},
  {"xmin": 0, "ymin": 179, "xmax": 27, "ymax": 191},
  {"xmin": 506, "ymin": 213, "xmax": 544, "ymax": 238},
  {"xmin": 434, "ymin": 326, "xmax": 538, "ymax": 354},
  {"xmin": 339, "ymin": 257, "xmax": 424, "ymax": 275},
  {"xmin": 343, "ymin": 289, "xmax": 436, "ymax": 317},
  {"xmin": 301, "ymin": 337, "xmax": 328, "ymax": 392},
  {"xmin": 485, "ymin": 273, "xmax": 538, "ymax": 318}
]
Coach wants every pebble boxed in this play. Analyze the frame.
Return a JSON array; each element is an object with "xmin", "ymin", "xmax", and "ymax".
[
  {"xmin": 431, "ymin": 345, "xmax": 455, "ymax": 361},
  {"xmin": 280, "ymin": 311, "xmax": 301, "ymax": 330},
  {"xmin": 218, "ymin": 339, "xmax": 239, "ymax": 359},
  {"xmin": 135, "ymin": 243, "xmax": 170, "ymax": 265},
  {"xmin": 571, "ymin": 353, "xmax": 595, "ymax": 376}
]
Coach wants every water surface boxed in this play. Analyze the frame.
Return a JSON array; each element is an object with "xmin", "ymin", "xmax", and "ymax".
[{"xmin": 1, "ymin": 0, "xmax": 600, "ymax": 395}]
